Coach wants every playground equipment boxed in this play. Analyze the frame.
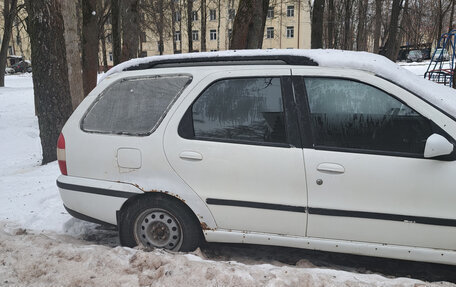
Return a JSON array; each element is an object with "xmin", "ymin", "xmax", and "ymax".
[{"xmin": 424, "ymin": 30, "xmax": 456, "ymax": 87}]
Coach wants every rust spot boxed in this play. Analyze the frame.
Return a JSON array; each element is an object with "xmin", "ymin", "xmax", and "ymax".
[{"xmin": 200, "ymin": 222, "xmax": 215, "ymax": 231}]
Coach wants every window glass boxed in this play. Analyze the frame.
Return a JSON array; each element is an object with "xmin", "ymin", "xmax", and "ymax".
[
  {"xmin": 82, "ymin": 75, "xmax": 191, "ymax": 135},
  {"xmin": 305, "ymin": 78, "xmax": 433, "ymax": 154},
  {"xmin": 192, "ymin": 77, "xmax": 287, "ymax": 144}
]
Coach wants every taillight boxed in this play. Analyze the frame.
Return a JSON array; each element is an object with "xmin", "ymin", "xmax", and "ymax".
[{"xmin": 57, "ymin": 133, "xmax": 67, "ymax": 175}]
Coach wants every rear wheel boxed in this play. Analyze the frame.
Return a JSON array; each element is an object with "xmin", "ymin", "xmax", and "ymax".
[{"xmin": 119, "ymin": 195, "xmax": 201, "ymax": 252}]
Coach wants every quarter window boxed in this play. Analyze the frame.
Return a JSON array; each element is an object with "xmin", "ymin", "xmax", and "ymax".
[
  {"xmin": 82, "ymin": 76, "xmax": 192, "ymax": 135},
  {"xmin": 304, "ymin": 78, "xmax": 434, "ymax": 155},
  {"xmin": 189, "ymin": 77, "xmax": 288, "ymax": 144}
]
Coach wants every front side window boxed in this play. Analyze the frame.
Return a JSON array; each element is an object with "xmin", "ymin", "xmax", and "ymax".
[
  {"xmin": 82, "ymin": 75, "xmax": 192, "ymax": 135},
  {"xmin": 304, "ymin": 78, "xmax": 434, "ymax": 155},
  {"xmin": 188, "ymin": 77, "xmax": 287, "ymax": 145}
]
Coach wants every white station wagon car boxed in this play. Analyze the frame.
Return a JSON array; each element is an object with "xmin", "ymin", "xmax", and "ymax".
[{"xmin": 57, "ymin": 50, "xmax": 456, "ymax": 265}]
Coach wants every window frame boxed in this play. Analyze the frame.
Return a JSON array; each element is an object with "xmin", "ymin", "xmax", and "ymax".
[
  {"xmin": 267, "ymin": 7, "xmax": 274, "ymax": 19},
  {"xmin": 286, "ymin": 26, "xmax": 294, "ymax": 38},
  {"xmin": 266, "ymin": 27, "xmax": 274, "ymax": 39},
  {"xmin": 209, "ymin": 9, "xmax": 216, "ymax": 20},
  {"xmin": 292, "ymin": 75, "xmax": 456, "ymax": 159},
  {"xmin": 178, "ymin": 76, "xmax": 301, "ymax": 148},
  {"xmin": 209, "ymin": 29, "xmax": 217, "ymax": 40},
  {"xmin": 80, "ymin": 74, "xmax": 192, "ymax": 137},
  {"xmin": 287, "ymin": 5, "xmax": 294, "ymax": 17}
]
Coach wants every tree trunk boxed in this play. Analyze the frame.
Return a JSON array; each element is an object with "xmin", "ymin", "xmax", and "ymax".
[
  {"xmin": 200, "ymin": 0, "xmax": 206, "ymax": 51},
  {"xmin": 100, "ymin": 26, "xmax": 108, "ymax": 72},
  {"xmin": 230, "ymin": 0, "xmax": 269, "ymax": 49},
  {"xmin": 381, "ymin": 0, "xmax": 403, "ymax": 61},
  {"xmin": 311, "ymin": 0, "xmax": 325, "ymax": 49},
  {"xmin": 25, "ymin": 0, "xmax": 73, "ymax": 164},
  {"xmin": 217, "ymin": 0, "xmax": 221, "ymax": 50},
  {"xmin": 343, "ymin": 0, "xmax": 352, "ymax": 50},
  {"xmin": 327, "ymin": 0, "xmax": 334, "ymax": 48},
  {"xmin": 449, "ymin": 0, "xmax": 455, "ymax": 32},
  {"xmin": 111, "ymin": 0, "xmax": 121, "ymax": 65},
  {"xmin": 82, "ymin": 0, "xmax": 98, "ymax": 97},
  {"xmin": 121, "ymin": 0, "xmax": 139, "ymax": 60},
  {"xmin": 373, "ymin": 0, "xmax": 382, "ymax": 53},
  {"xmin": 186, "ymin": 0, "xmax": 193, "ymax": 52},
  {"xmin": 61, "ymin": 0, "xmax": 84, "ymax": 110},
  {"xmin": 356, "ymin": 0, "xmax": 368, "ymax": 51},
  {"xmin": 170, "ymin": 0, "xmax": 177, "ymax": 53},
  {"xmin": 0, "ymin": 0, "xmax": 18, "ymax": 87}
]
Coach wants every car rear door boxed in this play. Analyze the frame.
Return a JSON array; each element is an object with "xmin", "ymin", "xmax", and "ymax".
[
  {"xmin": 292, "ymin": 67, "xmax": 456, "ymax": 250},
  {"xmin": 164, "ymin": 68, "xmax": 308, "ymax": 236}
]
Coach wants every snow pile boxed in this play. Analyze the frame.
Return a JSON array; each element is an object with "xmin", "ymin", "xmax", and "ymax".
[
  {"xmin": 101, "ymin": 49, "xmax": 456, "ymax": 119},
  {"xmin": 1, "ymin": 224, "xmax": 451, "ymax": 287}
]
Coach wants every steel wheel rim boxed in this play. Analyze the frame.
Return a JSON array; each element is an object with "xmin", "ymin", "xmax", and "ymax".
[{"xmin": 134, "ymin": 208, "xmax": 182, "ymax": 250}]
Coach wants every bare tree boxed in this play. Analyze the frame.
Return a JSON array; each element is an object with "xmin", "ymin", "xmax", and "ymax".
[
  {"xmin": 111, "ymin": 0, "xmax": 121, "ymax": 65},
  {"xmin": 25, "ymin": 0, "xmax": 73, "ymax": 164},
  {"xmin": 121, "ymin": 0, "xmax": 140, "ymax": 60},
  {"xmin": 311, "ymin": 0, "xmax": 325, "ymax": 49},
  {"xmin": 373, "ymin": 0, "xmax": 382, "ymax": 53},
  {"xmin": 342, "ymin": 0, "xmax": 353, "ymax": 50},
  {"xmin": 0, "ymin": 0, "xmax": 18, "ymax": 87},
  {"xmin": 449, "ymin": 0, "xmax": 455, "ymax": 31},
  {"xmin": 326, "ymin": 0, "xmax": 335, "ymax": 48},
  {"xmin": 231, "ymin": 0, "xmax": 269, "ymax": 49},
  {"xmin": 186, "ymin": 0, "xmax": 193, "ymax": 51},
  {"xmin": 61, "ymin": 0, "xmax": 84, "ymax": 110},
  {"xmin": 381, "ymin": 0, "xmax": 403, "ymax": 61},
  {"xmin": 201, "ymin": 0, "xmax": 207, "ymax": 51},
  {"xmin": 356, "ymin": 0, "xmax": 368, "ymax": 51},
  {"xmin": 82, "ymin": 0, "xmax": 98, "ymax": 97}
]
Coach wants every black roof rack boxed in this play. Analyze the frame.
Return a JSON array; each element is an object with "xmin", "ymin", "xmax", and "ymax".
[{"xmin": 124, "ymin": 54, "xmax": 318, "ymax": 71}]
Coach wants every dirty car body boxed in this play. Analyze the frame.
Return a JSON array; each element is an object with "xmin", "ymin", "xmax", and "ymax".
[{"xmin": 57, "ymin": 50, "xmax": 456, "ymax": 265}]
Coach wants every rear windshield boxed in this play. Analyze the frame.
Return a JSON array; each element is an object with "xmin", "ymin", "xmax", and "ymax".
[{"xmin": 81, "ymin": 75, "xmax": 192, "ymax": 135}]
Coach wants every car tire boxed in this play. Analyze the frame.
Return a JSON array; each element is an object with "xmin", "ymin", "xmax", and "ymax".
[{"xmin": 119, "ymin": 195, "xmax": 201, "ymax": 252}]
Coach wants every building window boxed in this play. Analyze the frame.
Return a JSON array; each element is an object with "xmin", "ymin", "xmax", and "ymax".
[
  {"xmin": 286, "ymin": 26, "xmax": 294, "ymax": 38},
  {"xmin": 228, "ymin": 9, "xmax": 235, "ymax": 20},
  {"xmin": 210, "ymin": 29, "xmax": 217, "ymax": 40},
  {"xmin": 192, "ymin": 30, "xmax": 199, "ymax": 41},
  {"xmin": 109, "ymin": 52, "xmax": 113, "ymax": 62},
  {"xmin": 266, "ymin": 27, "xmax": 274, "ymax": 39},
  {"xmin": 287, "ymin": 5, "xmax": 294, "ymax": 17},
  {"xmin": 174, "ymin": 11, "xmax": 181, "ymax": 22},
  {"xmin": 174, "ymin": 31, "xmax": 181, "ymax": 41},
  {"xmin": 107, "ymin": 34, "xmax": 112, "ymax": 43},
  {"xmin": 210, "ymin": 49, "xmax": 218, "ymax": 52},
  {"xmin": 267, "ymin": 7, "xmax": 274, "ymax": 18},
  {"xmin": 228, "ymin": 29, "xmax": 232, "ymax": 40},
  {"xmin": 192, "ymin": 11, "xmax": 198, "ymax": 21},
  {"xmin": 140, "ymin": 31, "xmax": 147, "ymax": 42},
  {"xmin": 209, "ymin": 9, "xmax": 216, "ymax": 20},
  {"xmin": 8, "ymin": 46, "xmax": 13, "ymax": 55}
]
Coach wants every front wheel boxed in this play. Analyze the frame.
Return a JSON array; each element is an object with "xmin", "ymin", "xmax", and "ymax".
[{"xmin": 119, "ymin": 195, "xmax": 201, "ymax": 252}]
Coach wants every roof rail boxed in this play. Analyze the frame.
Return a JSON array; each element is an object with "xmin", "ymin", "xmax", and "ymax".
[{"xmin": 123, "ymin": 54, "xmax": 318, "ymax": 71}]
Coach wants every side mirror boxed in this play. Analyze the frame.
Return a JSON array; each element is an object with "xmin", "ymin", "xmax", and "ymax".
[{"xmin": 424, "ymin": 134, "xmax": 454, "ymax": 158}]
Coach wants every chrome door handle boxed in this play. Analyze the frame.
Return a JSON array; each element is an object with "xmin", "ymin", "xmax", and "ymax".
[
  {"xmin": 179, "ymin": 151, "xmax": 203, "ymax": 161},
  {"xmin": 317, "ymin": 163, "xmax": 345, "ymax": 174}
]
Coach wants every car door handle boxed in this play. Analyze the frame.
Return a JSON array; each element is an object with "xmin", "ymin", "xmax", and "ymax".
[
  {"xmin": 179, "ymin": 151, "xmax": 203, "ymax": 161},
  {"xmin": 317, "ymin": 163, "xmax": 345, "ymax": 174}
]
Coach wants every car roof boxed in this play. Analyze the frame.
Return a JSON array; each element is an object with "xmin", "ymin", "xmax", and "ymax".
[{"xmin": 100, "ymin": 49, "xmax": 456, "ymax": 120}]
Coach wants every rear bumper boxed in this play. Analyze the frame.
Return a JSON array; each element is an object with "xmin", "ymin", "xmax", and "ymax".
[{"xmin": 57, "ymin": 175, "xmax": 143, "ymax": 225}]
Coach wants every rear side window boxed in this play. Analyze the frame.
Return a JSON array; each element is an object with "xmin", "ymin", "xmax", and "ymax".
[
  {"xmin": 190, "ymin": 77, "xmax": 288, "ymax": 145},
  {"xmin": 304, "ymin": 78, "xmax": 434, "ymax": 155},
  {"xmin": 82, "ymin": 75, "xmax": 191, "ymax": 135}
]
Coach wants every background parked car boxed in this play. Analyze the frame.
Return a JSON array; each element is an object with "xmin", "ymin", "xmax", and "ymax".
[
  {"xmin": 434, "ymin": 48, "xmax": 450, "ymax": 62},
  {"xmin": 11, "ymin": 60, "xmax": 32, "ymax": 73},
  {"xmin": 5, "ymin": 67, "xmax": 15, "ymax": 74},
  {"xmin": 406, "ymin": 50, "xmax": 423, "ymax": 62}
]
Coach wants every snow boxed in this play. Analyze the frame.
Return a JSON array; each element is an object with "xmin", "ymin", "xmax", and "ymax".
[
  {"xmin": 101, "ymin": 49, "xmax": 456, "ymax": 119},
  {"xmin": 1, "ymin": 73, "xmax": 455, "ymax": 286}
]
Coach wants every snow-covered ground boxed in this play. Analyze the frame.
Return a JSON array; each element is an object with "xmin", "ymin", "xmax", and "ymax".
[{"xmin": 1, "ymin": 70, "xmax": 455, "ymax": 286}]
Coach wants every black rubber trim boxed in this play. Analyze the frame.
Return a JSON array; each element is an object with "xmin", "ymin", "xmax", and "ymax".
[
  {"xmin": 206, "ymin": 198, "xmax": 307, "ymax": 213},
  {"xmin": 64, "ymin": 205, "xmax": 117, "ymax": 228},
  {"xmin": 308, "ymin": 208, "xmax": 456, "ymax": 227},
  {"xmin": 56, "ymin": 180, "xmax": 137, "ymax": 198}
]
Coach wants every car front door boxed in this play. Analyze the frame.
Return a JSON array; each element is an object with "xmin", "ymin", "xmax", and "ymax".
[
  {"xmin": 292, "ymin": 68, "xmax": 456, "ymax": 250},
  {"xmin": 164, "ymin": 68, "xmax": 308, "ymax": 236}
]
